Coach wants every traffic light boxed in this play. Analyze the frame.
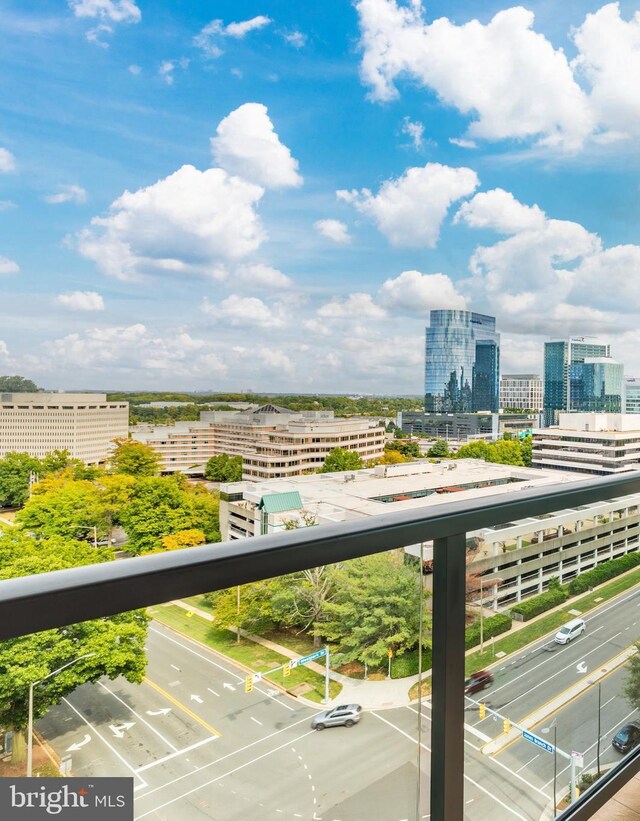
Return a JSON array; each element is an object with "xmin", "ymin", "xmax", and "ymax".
[
  {"xmin": 283, "ymin": 663, "xmax": 290, "ymax": 678},
  {"xmin": 479, "ymin": 703, "xmax": 486, "ymax": 720},
  {"xmin": 245, "ymin": 675, "xmax": 253, "ymax": 693},
  {"xmin": 503, "ymin": 718, "xmax": 511, "ymax": 734}
]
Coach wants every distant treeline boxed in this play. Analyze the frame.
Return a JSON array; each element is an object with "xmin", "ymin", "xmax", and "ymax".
[{"xmin": 108, "ymin": 392, "xmax": 423, "ymax": 425}]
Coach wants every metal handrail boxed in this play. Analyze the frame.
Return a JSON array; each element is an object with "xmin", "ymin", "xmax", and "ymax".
[{"xmin": 2, "ymin": 469, "xmax": 640, "ymax": 820}]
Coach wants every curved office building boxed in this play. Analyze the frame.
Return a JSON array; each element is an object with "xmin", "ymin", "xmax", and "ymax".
[{"xmin": 425, "ymin": 310, "xmax": 500, "ymax": 413}]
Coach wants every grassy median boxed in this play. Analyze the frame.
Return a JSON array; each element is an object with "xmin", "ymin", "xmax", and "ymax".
[{"xmin": 150, "ymin": 603, "xmax": 342, "ymax": 703}]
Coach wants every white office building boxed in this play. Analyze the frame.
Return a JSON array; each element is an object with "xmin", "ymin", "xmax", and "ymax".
[
  {"xmin": 0, "ymin": 392, "xmax": 129, "ymax": 464},
  {"xmin": 533, "ymin": 413, "xmax": 640, "ymax": 475},
  {"xmin": 500, "ymin": 374, "xmax": 543, "ymax": 411}
]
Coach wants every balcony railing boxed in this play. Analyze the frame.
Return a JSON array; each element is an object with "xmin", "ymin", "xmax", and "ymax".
[{"xmin": 2, "ymin": 471, "xmax": 640, "ymax": 819}]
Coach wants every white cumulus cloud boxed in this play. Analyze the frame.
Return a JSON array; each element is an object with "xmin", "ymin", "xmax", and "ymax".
[
  {"xmin": 77, "ymin": 164, "xmax": 266, "ymax": 281},
  {"xmin": 317, "ymin": 293, "xmax": 386, "ymax": 319},
  {"xmin": 454, "ymin": 189, "xmax": 546, "ymax": 234},
  {"xmin": 401, "ymin": 117, "xmax": 424, "ymax": 150},
  {"xmin": 378, "ymin": 270, "xmax": 467, "ymax": 314},
  {"xmin": 69, "ymin": 0, "xmax": 140, "ymax": 45},
  {"xmin": 0, "ymin": 148, "xmax": 16, "ymax": 173},
  {"xmin": 355, "ymin": 0, "xmax": 594, "ymax": 150},
  {"xmin": 314, "ymin": 219, "xmax": 351, "ymax": 244},
  {"xmin": 338, "ymin": 163, "xmax": 478, "ymax": 248},
  {"xmin": 0, "ymin": 256, "xmax": 19, "ymax": 275},
  {"xmin": 234, "ymin": 263, "xmax": 292, "ymax": 289},
  {"xmin": 44, "ymin": 185, "xmax": 87, "ymax": 205},
  {"xmin": 283, "ymin": 30, "xmax": 307, "ymax": 48},
  {"xmin": 55, "ymin": 291, "xmax": 105, "ymax": 311},
  {"xmin": 211, "ymin": 103, "xmax": 302, "ymax": 189},
  {"xmin": 202, "ymin": 294, "xmax": 286, "ymax": 329}
]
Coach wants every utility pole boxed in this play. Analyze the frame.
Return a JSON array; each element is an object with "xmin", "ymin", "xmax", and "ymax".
[
  {"xmin": 597, "ymin": 682, "xmax": 602, "ymax": 776},
  {"xmin": 236, "ymin": 585, "xmax": 241, "ymax": 644}
]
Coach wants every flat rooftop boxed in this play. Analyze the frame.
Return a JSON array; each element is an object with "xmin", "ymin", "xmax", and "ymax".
[{"xmin": 223, "ymin": 459, "xmax": 582, "ymax": 523}]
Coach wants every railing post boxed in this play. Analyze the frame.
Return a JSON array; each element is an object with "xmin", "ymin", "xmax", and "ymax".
[{"xmin": 430, "ymin": 532, "xmax": 466, "ymax": 821}]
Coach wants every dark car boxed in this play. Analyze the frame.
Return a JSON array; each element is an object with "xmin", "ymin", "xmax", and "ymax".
[
  {"xmin": 465, "ymin": 670, "xmax": 494, "ymax": 696},
  {"xmin": 311, "ymin": 704, "xmax": 362, "ymax": 730},
  {"xmin": 612, "ymin": 721, "xmax": 640, "ymax": 754}
]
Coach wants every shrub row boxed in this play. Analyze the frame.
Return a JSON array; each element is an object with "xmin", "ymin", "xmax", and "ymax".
[
  {"xmin": 464, "ymin": 612, "xmax": 512, "ymax": 650},
  {"xmin": 567, "ymin": 551, "xmax": 640, "ymax": 595},
  {"xmin": 510, "ymin": 586, "xmax": 569, "ymax": 621}
]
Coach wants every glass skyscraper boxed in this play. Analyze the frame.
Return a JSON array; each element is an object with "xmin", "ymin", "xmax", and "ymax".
[
  {"xmin": 543, "ymin": 338, "xmax": 615, "ymax": 425},
  {"xmin": 570, "ymin": 358, "xmax": 624, "ymax": 413},
  {"xmin": 424, "ymin": 310, "xmax": 500, "ymax": 413}
]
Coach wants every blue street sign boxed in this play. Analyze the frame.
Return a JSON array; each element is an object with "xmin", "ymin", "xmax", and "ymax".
[
  {"xmin": 298, "ymin": 648, "xmax": 327, "ymax": 665},
  {"xmin": 522, "ymin": 730, "xmax": 554, "ymax": 754}
]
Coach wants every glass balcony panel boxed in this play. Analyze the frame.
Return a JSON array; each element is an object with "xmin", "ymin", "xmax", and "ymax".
[{"xmin": 1, "ymin": 544, "xmax": 430, "ymax": 820}]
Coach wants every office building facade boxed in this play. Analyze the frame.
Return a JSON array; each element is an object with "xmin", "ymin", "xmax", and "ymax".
[
  {"xmin": 625, "ymin": 378, "xmax": 640, "ymax": 414},
  {"xmin": 500, "ymin": 374, "xmax": 543, "ymax": 411},
  {"xmin": 425, "ymin": 310, "xmax": 500, "ymax": 414},
  {"xmin": 543, "ymin": 338, "xmax": 612, "ymax": 426},
  {"xmin": 0, "ymin": 392, "xmax": 128, "ymax": 464},
  {"xmin": 570, "ymin": 358, "xmax": 623, "ymax": 414}
]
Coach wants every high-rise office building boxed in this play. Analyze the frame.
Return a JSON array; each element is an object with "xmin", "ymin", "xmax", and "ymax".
[
  {"xmin": 625, "ymin": 378, "xmax": 640, "ymax": 414},
  {"xmin": 570, "ymin": 358, "xmax": 623, "ymax": 413},
  {"xmin": 424, "ymin": 310, "xmax": 500, "ymax": 413},
  {"xmin": 543, "ymin": 338, "xmax": 611, "ymax": 426}
]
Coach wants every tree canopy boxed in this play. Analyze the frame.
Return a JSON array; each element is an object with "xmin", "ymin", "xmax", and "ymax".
[
  {"xmin": 623, "ymin": 643, "xmax": 640, "ymax": 712},
  {"xmin": 454, "ymin": 436, "xmax": 531, "ymax": 467},
  {"xmin": 0, "ymin": 530, "xmax": 148, "ymax": 730},
  {"xmin": 427, "ymin": 439, "xmax": 450, "ymax": 458},
  {"xmin": 320, "ymin": 447, "xmax": 363, "ymax": 473},
  {"xmin": 386, "ymin": 439, "xmax": 421, "ymax": 458},
  {"xmin": 0, "ymin": 375, "xmax": 39, "ymax": 392},
  {"xmin": 205, "ymin": 453, "xmax": 243, "ymax": 482},
  {"xmin": 110, "ymin": 438, "xmax": 162, "ymax": 477},
  {"xmin": 322, "ymin": 553, "xmax": 431, "ymax": 667}
]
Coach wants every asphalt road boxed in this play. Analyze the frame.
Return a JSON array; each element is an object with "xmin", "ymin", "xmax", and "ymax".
[{"xmin": 35, "ymin": 581, "xmax": 640, "ymax": 821}]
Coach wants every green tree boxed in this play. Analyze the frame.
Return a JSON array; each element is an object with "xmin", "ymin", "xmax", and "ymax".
[
  {"xmin": 386, "ymin": 439, "xmax": 421, "ymax": 458},
  {"xmin": 204, "ymin": 453, "xmax": 243, "ymax": 482},
  {"xmin": 323, "ymin": 553, "xmax": 431, "ymax": 667},
  {"xmin": 120, "ymin": 477, "xmax": 219, "ymax": 554},
  {"xmin": 208, "ymin": 581, "xmax": 277, "ymax": 636},
  {"xmin": 0, "ymin": 375, "xmax": 39, "ymax": 392},
  {"xmin": 160, "ymin": 529, "xmax": 206, "ymax": 551},
  {"xmin": 520, "ymin": 434, "xmax": 533, "ymax": 467},
  {"xmin": 0, "ymin": 530, "xmax": 148, "ymax": 733},
  {"xmin": 0, "ymin": 452, "xmax": 41, "ymax": 508},
  {"xmin": 319, "ymin": 448, "xmax": 363, "ymax": 473},
  {"xmin": 454, "ymin": 440, "xmax": 491, "ymax": 460},
  {"xmin": 427, "ymin": 439, "xmax": 450, "ymax": 458},
  {"xmin": 623, "ymin": 642, "xmax": 640, "ymax": 711},
  {"xmin": 17, "ymin": 479, "xmax": 108, "ymax": 541},
  {"xmin": 271, "ymin": 566, "xmax": 337, "ymax": 648},
  {"xmin": 486, "ymin": 439, "xmax": 525, "ymax": 466},
  {"xmin": 110, "ymin": 438, "xmax": 162, "ymax": 477}
]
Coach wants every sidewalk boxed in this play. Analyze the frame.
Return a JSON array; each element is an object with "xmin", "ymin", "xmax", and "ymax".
[{"xmin": 172, "ymin": 600, "xmax": 420, "ymax": 709}]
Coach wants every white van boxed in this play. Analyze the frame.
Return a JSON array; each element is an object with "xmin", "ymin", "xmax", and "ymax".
[{"xmin": 554, "ymin": 618, "xmax": 586, "ymax": 645}]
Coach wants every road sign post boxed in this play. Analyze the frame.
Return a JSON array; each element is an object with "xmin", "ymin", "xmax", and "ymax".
[
  {"xmin": 323, "ymin": 646, "xmax": 330, "ymax": 704},
  {"xmin": 521, "ymin": 730, "xmax": 554, "ymax": 754}
]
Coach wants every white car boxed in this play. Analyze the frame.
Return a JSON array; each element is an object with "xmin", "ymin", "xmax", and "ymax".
[{"xmin": 554, "ymin": 618, "xmax": 585, "ymax": 645}]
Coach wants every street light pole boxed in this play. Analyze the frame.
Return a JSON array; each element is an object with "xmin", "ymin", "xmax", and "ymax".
[
  {"xmin": 597, "ymin": 682, "xmax": 602, "ymax": 776},
  {"xmin": 27, "ymin": 653, "xmax": 95, "ymax": 778},
  {"xmin": 553, "ymin": 725, "xmax": 557, "ymax": 817},
  {"xmin": 480, "ymin": 577, "xmax": 484, "ymax": 652}
]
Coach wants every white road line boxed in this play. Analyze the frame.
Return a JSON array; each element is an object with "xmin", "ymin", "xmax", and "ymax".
[
  {"xmin": 372, "ymin": 711, "xmax": 431, "ymax": 752},
  {"xmin": 135, "ymin": 737, "xmax": 218, "ymax": 773},
  {"xmin": 404, "ymin": 703, "xmax": 489, "ymax": 742},
  {"xmin": 98, "ymin": 681, "xmax": 178, "ymax": 753},
  {"xmin": 150, "ymin": 624, "xmax": 294, "ymax": 711},
  {"xmin": 515, "ymin": 753, "xmax": 540, "ymax": 773},
  {"xmin": 499, "ymin": 632, "xmax": 622, "ymax": 711},
  {"xmin": 131, "ymin": 714, "xmax": 313, "ymax": 801},
  {"xmin": 251, "ymin": 717, "xmax": 263, "ymax": 726},
  {"xmin": 405, "ymin": 705, "xmax": 549, "ymax": 800},
  {"xmin": 61, "ymin": 697, "xmax": 147, "ymax": 788},
  {"xmin": 602, "ymin": 695, "xmax": 617, "ymax": 709},
  {"xmin": 170, "ymin": 664, "xmax": 180, "ymax": 671},
  {"xmin": 541, "ymin": 707, "xmax": 638, "ymax": 790},
  {"xmin": 207, "ymin": 688, "xmax": 220, "ymax": 697},
  {"xmin": 134, "ymin": 730, "xmax": 316, "ymax": 819}
]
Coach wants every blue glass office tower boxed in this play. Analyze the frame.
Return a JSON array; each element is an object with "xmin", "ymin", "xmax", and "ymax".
[
  {"xmin": 425, "ymin": 310, "xmax": 500, "ymax": 413},
  {"xmin": 570, "ymin": 358, "xmax": 623, "ymax": 413},
  {"xmin": 543, "ymin": 338, "xmax": 612, "ymax": 426}
]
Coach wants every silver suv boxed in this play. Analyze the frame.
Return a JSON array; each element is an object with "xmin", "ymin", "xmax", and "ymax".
[{"xmin": 311, "ymin": 704, "xmax": 362, "ymax": 731}]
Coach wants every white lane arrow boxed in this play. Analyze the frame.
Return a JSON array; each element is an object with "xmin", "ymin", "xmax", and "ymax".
[
  {"xmin": 190, "ymin": 694, "xmax": 203, "ymax": 704},
  {"xmin": 66, "ymin": 734, "xmax": 91, "ymax": 751},
  {"xmin": 577, "ymin": 661, "xmax": 588, "ymax": 674},
  {"xmin": 109, "ymin": 722, "xmax": 136, "ymax": 738},
  {"xmin": 223, "ymin": 683, "xmax": 236, "ymax": 692},
  {"xmin": 146, "ymin": 708, "xmax": 171, "ymax": 716}
]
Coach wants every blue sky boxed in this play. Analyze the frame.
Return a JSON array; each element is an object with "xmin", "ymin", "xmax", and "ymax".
[{"xmin": 1, "ymin": 0, "xmax": 640, "ymax": 393}]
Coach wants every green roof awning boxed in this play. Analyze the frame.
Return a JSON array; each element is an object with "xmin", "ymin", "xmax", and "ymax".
[{"xmin": 257, "ymin": 491, "xmax": 303, "ymax": 514}]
